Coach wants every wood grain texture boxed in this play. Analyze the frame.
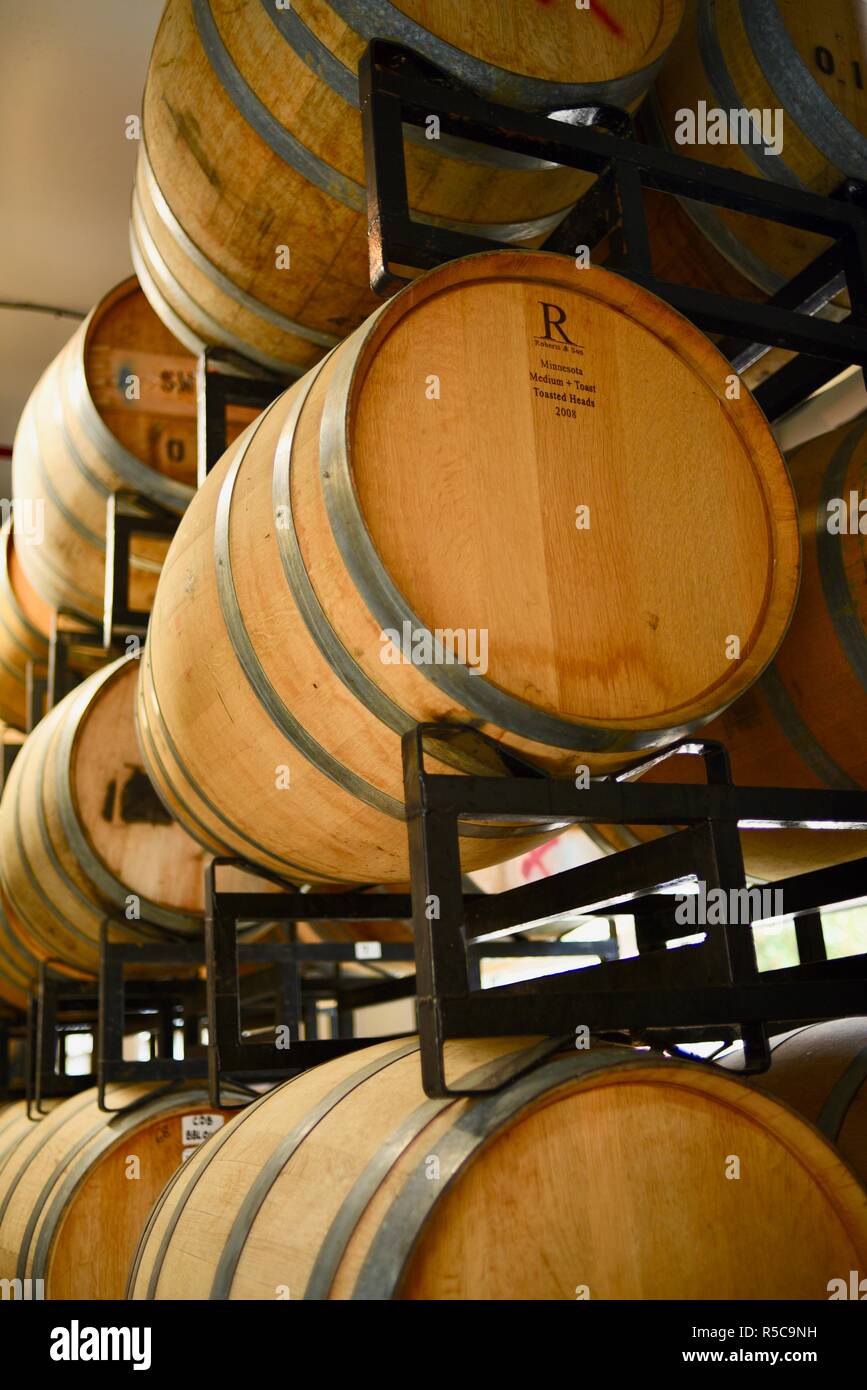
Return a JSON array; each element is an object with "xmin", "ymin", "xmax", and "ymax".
[
  {"xmin": 138, "ymin": 250, "xmax": 799, "ymax": 883},
  {"xmin": 0, "ymin": 1084, "xmax": 237, "ymax": 1299},
  {"xmin": 129, "ymin": 1036, "xmax": 867, "ymax": 1300},
  {"xmin": 611, "ymin": 412, "xmax": 867, "ymax": 879},
  {"xmin": 724, "ymin": 1018, "xmax": 867, "ymax": 1189},
  {"xmin": 11, "ymin": 278, "xmax": 199, "ymax": 623},
  {"xmin": 652, "ymin": 0, "xmax": 867, "ymax": 290},
  {"xmin": 133, "ymin": 0, "xmax": 683, "ymax": 371},
  {"xmin": 0, "ymin": 655, "xmax": 214, "ymax": 986},
  {"xmin": 0, "ymin": 521, "xmax": 51, "ymax": 728}
]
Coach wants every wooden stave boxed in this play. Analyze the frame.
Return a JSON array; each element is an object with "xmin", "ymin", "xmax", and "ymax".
[
  {"xmin": 650, "ymin": 0, "xmax": 867, "ymax": 293},
  {"xmin": 137, "ymin": 249, "xmax": 800, "ymax": 885},
  {"xmin": 0, "ymin": 656, "xmax": 210, "ymax": 984},
  {"xmin": 0, "ymin": 1083, "xmax": 238, "ymax": 1299},
  {"xmin": 127, "ymin": 1035, "xmax": 867, "ymax": 1300},
  {"xmin": 0, "ymin": 521, "xmax": 50, "ymax": 728},
  {"xmin": 0, "ymin": 1102, "xmax": 59, "ymax": 1181},
  {"xmin": 0, "ymin": 895, "xmax": 39, "ymax": 1011},
  {"xmin": 134, "ymin": 0, "xmax": 684, "ymax": 372},
  {"xmin": 723, "ymin": 1018, "xmax": 867, "ymax": 1189},
  {"xmin": 602, "ymin": 412, "xmax": 867, "ymax": 881},
  {"xmin": 11, "ymin": 278, "xmax": 197, "ymax": 624}
]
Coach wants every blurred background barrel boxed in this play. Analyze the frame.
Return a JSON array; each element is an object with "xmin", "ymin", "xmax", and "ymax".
[
  {"xmin": 649, "ymin": 0, "xmax": 867, "ymax": 293},
  {"xmin": 601, "ymin": 412, "xmax": 867, "ymax": 881},
  {"xmin": 0, "ymin": 654, "xmax": 211, "ymax": 987},
  {"xmin": 0, "ymin": 1100, "xmax": 55, "ymax": 1171},
  {"xmin": 11, "ymin": 277, "xmax": 197, "ymax": 623},
  {"xmin": 724, "ymin": 1018, "xmax": 867, "ymax": 1188},
  {"xmin": 0, "ymin": 520, "xmax": 50, "ymax": 728},
  {"xmin": 132, "ymin": 0, "xmax": 685, "ymax": 374},
  {"xmin": 137, "ymin": 250, "xmax": 799, "ymax": 884},
  {"xmin": 128, "ymin": 1037, "xmax": 867, "ymax": 1299},
  {"xmin": 0, "ymin": 1083, "xmax": 237, "ymax": 1299}
]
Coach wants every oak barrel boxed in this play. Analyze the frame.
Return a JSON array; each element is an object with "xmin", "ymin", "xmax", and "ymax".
[
  {"xmin": 0, "ymin": 1084, "xmax": 237, "ymax": 1299},
  {"xmin": 0, "ymin": 1101, "xmax": 45, "ymax": 1166},
  {"xmin": 603, "ymin": 412, "xmax": 867, "ymax": 880},
  {"xmin": 0, "ymin": 885, "xmax": 38, "ymax": 1011},
  {"xmin": 11, "ymin": 277, "xmax": 200, "ymax": 623},
  {"xmin": 651, "ymin": 0, "xmax": 867, "ymax": 292},
  {"xmin": 128, "ymin": 1036, "xmax": 867, "ymax": 1299},
  {"xmin": 137, "ymin": 250, "xmax": 800, "ymax": 884},
  {"xmin": 0, "ymin": 654, "xmax": 213, "ymax": 986},
  {"xmin": 724, "ymin": 1018, "xmax": 867, "ymax": 1189},
  {"xmin": 0, "ymin": 520, "xmax": 51, "ymax": 728},
  {"xmin": 132, "ymin": 0, "xmax": 685, "ymax": 374}
]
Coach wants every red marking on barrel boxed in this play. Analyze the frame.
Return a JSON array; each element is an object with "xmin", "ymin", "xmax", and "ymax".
[
  {"xmin": 520, "ymin": 840, "xmax": 559, "ymax": 880},
  {"xmin": 591, "ymin": 2, "xmax": 626, "ymax": 39}
]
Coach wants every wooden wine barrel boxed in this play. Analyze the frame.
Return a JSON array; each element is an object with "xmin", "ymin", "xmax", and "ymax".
[
  {"xmin": 11, "ymin": 278, "xmax": 202, "ymax": 624},
  {"xmin": 0, "ymin": 520, "xmax": 51, "ymax": 728},
  {"xmin": 0, "ymin": 654, "xmax": 217, "ymax": 986},
  {"xmin": 128, "ymin": 1036, "xmax": 867, "ymax": 1299},
  {"xmin": 137, "ymin": 250, "xmax": 800, "ymax": 884},
  {"xmin": 132, "ymin": 0, "xmax": 685, "ymax": 374},
  {"xmin": 0, "ymin": 1102, "xmax": 58, "ymax": 1174},
  {"xmin": 0, "ymin": 1103, "xmax": 33, "ymax": 1146},
  {"xmin": 723, "ymin": 1018, "xmax": 867, "ymax": 1188},
  {"xmin": 0, "ymin": 896, "xmax": 38, "ymax": 1012},
  {"xmin": 0, "ymin": 1083, "xmax": 238, "ymax": 1299},
  {"xmin": 651, "ymin": 0, "xmax": 867, "ymax": 292},
  {"xmin": 602, "ymin": 412, "xmax": 867, "ymax": 880}
]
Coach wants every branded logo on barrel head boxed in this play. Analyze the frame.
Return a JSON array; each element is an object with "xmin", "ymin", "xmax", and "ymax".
[{"xmin": 536, "ymin": 301, "xmax": 580, "ymax": 348}]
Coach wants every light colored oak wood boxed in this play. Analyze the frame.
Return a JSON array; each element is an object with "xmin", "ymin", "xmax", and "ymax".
[
  {"xmin": 0, "ymin": 1101, "xmax": 59, "ymax": 1177},
  {"xmin": 11, "ymin": 278, "xmax": 199, "ymax": 623},
  {"xmin": 652, "ymin": 0, "xmax": 867, "ymax": 291},
  {"xmin": 0, "ymin": 1084, "xmax": 237, "ymax": 1300},
  {"xmin": 129, "ymin": 1035, "xmax": 867, "ymax": 1300},
  {"xmin": 138, "ymin": 250, "xmax": 800, "ymax": 883},
  {"xmin": 0, "ymin": 655, "xmax": 215, "ymax": 987},
  {"xmin": 724, "ymin": 1018, "xmax": 867, "ymax": 1189},
  {"xmin": 133, "ymin": 0, "xmax": 684, "ymax": 373},
  {"xmin": 610, "ymin": 412, "xmax": 867, "ymax": 879},
  {"xmin": 0, "ymin": 520, "xmax": 51, "ymax": 728}
]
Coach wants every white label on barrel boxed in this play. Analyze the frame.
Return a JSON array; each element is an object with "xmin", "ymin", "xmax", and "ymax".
[
  {"xmin": 354, "ymin": 941, "xmax": 383, "ymax": 960},
  {"xmin": 181, "ymin": 1113, "xmax": 225, "ymax": 1147}
]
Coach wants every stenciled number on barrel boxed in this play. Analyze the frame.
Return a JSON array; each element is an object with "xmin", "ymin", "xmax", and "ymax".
[{"xmin": 813, "ymin": 44, "xmax": 864, "ymax": 88}]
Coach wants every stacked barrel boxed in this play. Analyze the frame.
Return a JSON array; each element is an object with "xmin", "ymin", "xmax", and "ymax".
[{"xmin": 2, "ymin": 0, "xmax": 867, "ymax": 1303}]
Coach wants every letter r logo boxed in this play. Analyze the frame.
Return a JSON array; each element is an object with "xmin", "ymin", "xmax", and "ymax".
[{"xmin": 539, "ymin": 301, "xmax": 576, "ymax": 346}]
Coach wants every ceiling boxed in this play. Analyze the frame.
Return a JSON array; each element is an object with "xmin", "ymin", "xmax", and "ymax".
[{"xmin": 0, "ymin": 0, "xmax": 164, "ymax": 480}]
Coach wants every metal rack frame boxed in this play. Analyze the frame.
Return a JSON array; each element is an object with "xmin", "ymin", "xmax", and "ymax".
[
  {"xmin": 358, "ymin": 39, "xmax": 867, "ymax": 420},
  {"xmin": 103, "ymin": 491, "xmax": 178, "ymax": 648},
  {"xmin": 402, "ymin": 727, "xmax": 867, "ymax": 1097},
  {"xmin": 196, "ymin": 345, "xmax": 286, "ymax": 485},
  {"xmin": 202, "ymin": 858, "xmax": 613, "ymax": 1105}
]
